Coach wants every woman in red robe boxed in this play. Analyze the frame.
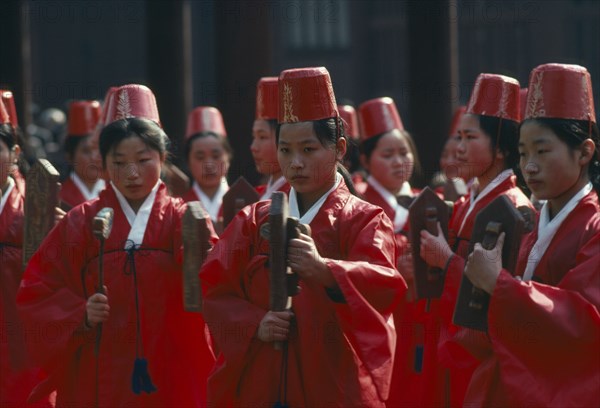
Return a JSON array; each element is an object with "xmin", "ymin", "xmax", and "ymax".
[
  {"xmin": 419, "ymin": 73, "xmax": 534, "ymax": 407},
  {"xmin": 338, "ymin": 104, "xmax": 367, "ymax": 194},
  {"xmin": 463, "ymin": 63, "xmax": 600, "ymax": 407},
  {"xmin": 252, "ymin": 77, "xmax": 291, "ymax": 199},
  {"xmin": 182, "ymin": 106, "xmax": 231, "ymax": 234},
  {"xmin": 1, "ymin": 96, "xmax": 52, "ymax": 408},
  {"xmin": 59, "ymin": 100, "xmax": 105, "ymax": 210},
  {"xmin": 200, "ymin": 67, "xmax": 406, "ymax": 407},
  {"xmin": 17, "ymin": 85, "xmax": 217, "ymax": 407},
  {"xmin": 356, "ymin": 96, "xmax": 430, "ymax": 407}
]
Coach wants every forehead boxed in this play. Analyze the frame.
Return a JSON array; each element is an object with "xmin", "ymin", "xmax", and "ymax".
[
  {"xmin": 278, "ymin": 122, "xmax": 317, "ymax": 144},
  {"xmin": 110, "ymin": 135, "xmax": 151, "ymax": 155},
  {"xmin": 252, "ymin": 119, "xmax": 272, "ymax": 133},
  {"xmin": 519, "ymin": 121, "xmax": 559, "ymax": 144},
  {"xmin": 375, "ymin": 130, "xmax": 410, "ymax": 150},
  {"xmin": 190, "ymin": 135, "xmax": 225, "ymax": 151},
  {"xmin": 76, "ymin": 135, "xmax": 94, "ymax": 149},
  {"xmin": 458, "ymin": 113, "xmax": 480, "ymax": 130}
]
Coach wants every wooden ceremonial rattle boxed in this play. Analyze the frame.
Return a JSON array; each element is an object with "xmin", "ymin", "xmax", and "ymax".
[
  {"xmin": 266, "ymin": 192, "xmax": 312, "ymax": 350},
  {"xmin": 92, "ymin": 207, "xmax": 114, "ymax": 356}
]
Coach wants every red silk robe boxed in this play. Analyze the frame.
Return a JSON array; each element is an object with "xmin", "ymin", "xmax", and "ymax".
[
  {"xmin": 433, "ymin": 175, "xmax": 534, "ymax": 407},
  {"xmin": 363, "ymin": 184, "xmax": 441, "ymax": 407},
  {"xmin": 17, "ymin": 182, "xmax": 217, "ymax": 407},
  {"xmin": 463, "ymin": 190, "xmax": 600, "ymax": 407},
  {"xmin": 58, "ymin": 177, "xmax": 87, "ymax": 210},
  {"xmin": 1, "ymin": 182, "xmax": 52, "ymax": 407},
  {"xmin": 200, "ymin": 180, "xmax": 406, "ymax": 407}
]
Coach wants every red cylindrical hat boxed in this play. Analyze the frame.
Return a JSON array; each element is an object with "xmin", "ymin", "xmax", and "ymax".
[
  {"xmin": 449, "ymin": 105, "xmax": 466, "ymax": 137},
  {"xmin": 338, "ymin": 104, "xmax": 359, "ymax": 139},
  {"xmin": 100, "ymin": 87, "xmax": 118, "ymax": 125},
  {"xmin": 519, "ymin": 88, "xmax": 528, "ymax": 123},
  {"xmin": 67, "ymin": 100, "xmax": 101, "ymax": 136},
  {"xmin": 278, "ymin": 67, "xmax": 338, "ymax": 124},
  {"xmin": 186, "ymin": 106, "xmax": 227, "ymax": 139},
  {"xmin": 103, "ymin": 84, "xmax": 161, "ymax": 126},
  {"xmin": 256, "ymin": 77, "xmax": 278, "ymax": 120},
  {"xmin": 466, "ymin": 73, "xmax": 521, "ymax": 122},
  {"xmin": 358, "ymin": 97, "xmax": 404, "ymax": 141},
  {"xmin": 0, "ymin": 97, "xmax": 10, "ymax": 125},
  {"xmin": 525, "ymin": 63, "xmax": 596, "ymax": 123},
  {"xmin": 1, "ymin": 90, "xmax": 18, "ymax": 128}
]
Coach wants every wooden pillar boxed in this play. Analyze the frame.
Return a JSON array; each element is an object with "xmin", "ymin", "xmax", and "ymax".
[
  {"xmin": 407, "ymin": 0, "xmax": 457, "ymax": 186},
  {"xmin": 214, "ymin": 0, "xmax": 272, "ymax": 185},
  {"xmin": 146, "ymin": 0, "xmax": 192, "ymax": 165},
  {"xmin": 0, "ymin": 0, "xmax": 33, "ymax": 132}
]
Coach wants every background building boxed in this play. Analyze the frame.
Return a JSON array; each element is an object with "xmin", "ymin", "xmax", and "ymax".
[{"xmin": 1, "ymin": 0, "xmax": 598, "ymax": 185}]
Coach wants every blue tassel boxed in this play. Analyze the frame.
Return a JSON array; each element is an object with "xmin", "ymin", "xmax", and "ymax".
[
  {"xmin": 131, "ymin": 358, "xmax": 157, "ymax": 394},
  {"xmin": 414, "ymin": 345, "xmax": 424, "ymax": 374},
  {"xmin": 273, "ymin": 402, "xmax": 288, "ymax": 408}
]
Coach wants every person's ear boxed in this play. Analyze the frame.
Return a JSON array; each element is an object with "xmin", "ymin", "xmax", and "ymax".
[
  {"xmin": 335, "ymin": 137, "xmax": 347, "ymax": 161},
  {"xmin": 579, "ymin": 139, "xmax": 595, "ymax": 166},
  {"xmin": 494, "ymin": 147, "xmax": 505, "ymax": 161},
  {"xmin": 11, "ymin": 145, "xmax": 21, "ymax": 160}
]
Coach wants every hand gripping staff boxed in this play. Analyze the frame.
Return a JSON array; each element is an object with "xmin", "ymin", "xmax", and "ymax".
[
  {"xmin": 92, "ymin": 207, "xmax": 114, "ymax": 354},
  {"xmin": 92, "ymin": 207, "xmax": 114, "ymax": 407},
  {"xmin": 263, "ymin": 192, "xmax": 311, "ymax": 408},
  {"xmin": 265, "ymin": 192, "xmax": 311, "ymax": 350}
]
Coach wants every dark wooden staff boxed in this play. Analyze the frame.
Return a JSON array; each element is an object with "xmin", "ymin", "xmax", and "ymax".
[
  {"xmin": 264, "ymin": 192, "xmax": 310, "ymax": 350},
  {"xmin": 92, "ymin": 208, "xmax": 114, "ymax": 355}
]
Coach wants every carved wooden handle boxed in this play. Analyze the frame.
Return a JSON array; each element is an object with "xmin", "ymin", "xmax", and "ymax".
[
  {"xmin": 286, "ymin": 218, "xmax": 310, "ymax": 297},
  {"xmin": 469, "ymin": 221, "xmax": 502, "ymax": 310},
  {"xmin": 93, "ymin": 208, "xmax": 114, "ymax": 241},
  {"xmin": 425, "ymin": 206, "xmax": 442, "ymax": 282},
  {"xmin": 234, "ymin": 198, "xmax": 246, "ymax": 214}
]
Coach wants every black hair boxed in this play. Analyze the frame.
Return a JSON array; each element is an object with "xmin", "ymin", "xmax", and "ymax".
[
  {"xmin": 0, "ymin": 123, "xmax": 29, "ymax": 180},
  {"xmin": 63, "ymin": 134, "xmax": 93, "ymax": 177},
  {"xmin": 0, "ymin": 124, "xmax": 18, "ymax": 149},
  {"xmin": 344, "ymin": 136, "xmax": 362, "ymax": 174},
  {"xmin": 64, "ymin": 134, "xmax": 90, "ymax": 159},
  {"xmin": 184, "ymin": 131, "xmax": 233, "ymax": 162},
  {"xmin": 99, "ymin": 118, "xmax": 169, "ymax": 167},
  {"xmin": 521, "ymin": 117, "xmax": 600, "ymax": 193},
  {"xmin": 478, "ymin": 115, "xmax": 520, "ymax": 171},
  {"xmin": 266, "ymin": 118, "xmax": 278, "ymax": 132},
  {"xmin": 276, "ymin": 117, "xmax": 359, "ymax": 196},
  {"xmin": 358, "ymin": 128, "xmax": 423, "ymax": 186}
]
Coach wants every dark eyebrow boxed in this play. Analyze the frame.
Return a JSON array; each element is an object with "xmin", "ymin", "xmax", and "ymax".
[
  {"xmin": 519, "ymin": 138, "xmax": 549, "ymax": 147},
  {"xmin": 279, "ymin": 138, "xmax": 319, "ymax": 146},
  {"xmin": 112, "ymin": 147, "xmax": 150, "ymax": 157}
]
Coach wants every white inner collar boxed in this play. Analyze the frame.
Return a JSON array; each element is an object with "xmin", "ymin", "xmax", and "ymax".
[
  {"xmin": 458, "ymin": 169, "xmax": 513, "ymax": 235},
  {"xmin": 0, "ymin": 176, "xmax": 16, "ymax": 216},
  {"xmin": 367, "ymin": 175, "xmax": 412, "ymax": 232},
  {"xmin": 522, "ymin": 182, "xmax": 593, "ymax": 281},
  {"xmin": 192, "ymin": 178, "xmax": 229, "ymax": 223},
  {"xmin": 260, "ymin": 175, "xmax": 287, "ymax": 200},
  {"xmin": 289, "ymin": 172, "xmax": 341, "ymax": 225},
  {"xmin": 71, "ymin": 172, "xmax": 105, "ymax": 201},
  {"xmin": 111, "ymin": 180, "xmax": 161, "ymax": 248}
]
